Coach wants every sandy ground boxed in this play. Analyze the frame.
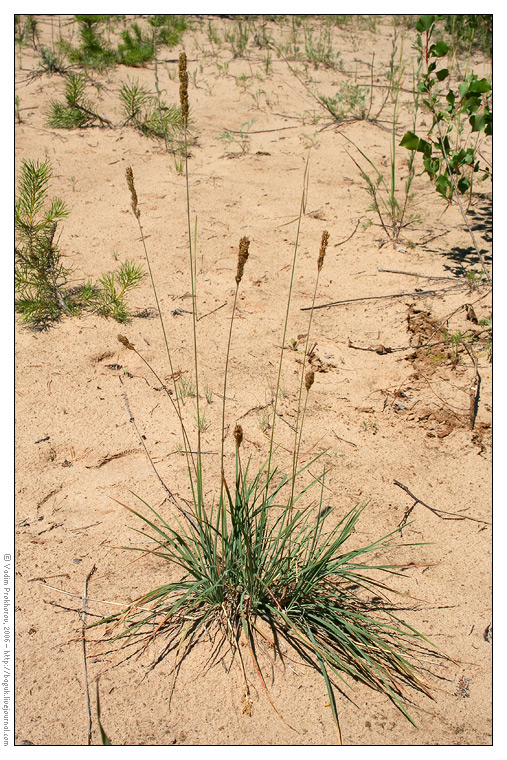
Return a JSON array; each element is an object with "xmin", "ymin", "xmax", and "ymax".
[{"xmin": 14, "ymin": 15, "xmax": 492, "ymax": 746}]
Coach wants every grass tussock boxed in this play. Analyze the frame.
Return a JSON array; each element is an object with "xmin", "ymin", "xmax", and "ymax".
[{"xmin": 90, "ymin": 44, "xmax": 442, "ymax": 742}]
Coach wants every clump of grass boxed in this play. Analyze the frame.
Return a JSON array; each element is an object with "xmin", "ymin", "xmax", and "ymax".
[
  {"xmin": 92, "ymin": 51, "xmax": 441, "ymax": 742},
  {"xmin": 319, "ymin": 81, "xmax": 369, "ymax": 121}
]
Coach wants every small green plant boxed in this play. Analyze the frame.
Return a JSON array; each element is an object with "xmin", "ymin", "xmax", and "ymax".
[
  {"xmin": 15, "ymin": 95, "xmax": 22, "ymax": 125},
  {"xmin": 117, "ymin": 22, "xmax": 155, "ymax": 67},
  {"xmin": 177, "ymin": 374, "xmax": 196, "ymax": 404},
  {"xmin": 195, "ymin": 410, "xmax": 208, "ymax": 432},
  {"xmin": 35, "ymin": 45, "xmax": 70, "ymax": 77},
  {"xmin": 234, "ymin": 73, "xmax": 251, "ymax": 93},
  {"xmin": 119, "ymin": 78, "xmax": 187, "ymax": 155},
  {"xmin": 206, "ymin": 20, "xmax": 221, "ymax": 49},
  {"xmin": 400, "ymin": 15, "xmax": 492, "ymax": 281},
  {"xmin": 444, "ymin": 14, "xmax": 492, "ymax": 57},
  {"xmin": 148, "ymin": 15, "xmax": 188, "ymax": 47},
  {"xmin": 59, "ymin": 15, "xmax": 117, "ymax": 70},
  {"xmin": 303, "ymin": 22, "xmax": 341, "ymax": 69},
  {"xmin": 345, "ymin": 123, "xmax": 418, "ymax": 245},
  {"xmin": 257, "ymin": 406, "xmax": 271, "ymax": 433},
  {"xmin": 224, "ymin": 19, "xmax": 250, "ymax": 57},
  {"xmin": 318, "ymin": 81, "xmax": 369, "ymax": 121},
  {"xmin": 15, "ymin": 159, "xmax": 71, "ymax": 325},
  {"xmin": 15, "ymin": 14, "xmax": 39, "ymax": 56},
  {"xmin": 15, "ymin": 159, "xmax": 145, "ymax": 326},
  {"xmin": 47, "ymin": 73, "xmax": 113, "ymax": 129},
  {"xmin": 219, "ymin": 119, "xmax": 256, "ymax": 154},
  {"xmin": 249, "ymin": 88, "xmax": 267, "ymax": 110},
  {"xmin": 442, "ymin": 329, "xmax": 463, "ymax": 364},
  {"xmin": 300, "ymin": 131, "xmax": 320, "ymax": 150},
  {"xmin": 81, "ymin": 260, "xmax": 147, "ymax": 322},
  {"xmin": 400, "ymin": 16, "xmax": 491, "ymax": 204}
]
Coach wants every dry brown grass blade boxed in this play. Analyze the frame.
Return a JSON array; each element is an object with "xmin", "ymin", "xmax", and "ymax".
[{"xmin": 242, "ymin": 619, "xmax": 299, "ymax": 733}]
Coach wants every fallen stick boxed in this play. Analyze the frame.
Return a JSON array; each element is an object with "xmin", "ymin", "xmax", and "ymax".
[
  {"xmin": 394, "ymin": 480, "xmax": 490, "ymax": 526},
  {"xmin": 378, "ymin": 267, "xmax": 459, "ymax": 282},
  {"xmin": 332, "ymin": 430, "xmax": 357, "ymax": 448},
  {"xmin": 301, "ymin": 284, "xmax": 465, "ymax": 311},
  {"xmin": 463, "ymin": 343, "xmax": 481, "ymax": 430}
]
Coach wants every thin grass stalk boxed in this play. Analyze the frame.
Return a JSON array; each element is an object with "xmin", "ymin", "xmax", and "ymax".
[
  {"xmin": 220, "ymin": 282, "xmax": 239, "ymax": 465},
  {"xmin": 397, "ymin": 66, "xmax": 421, "ymax": 233},
  {"xmin": 125, "ymin": 168, "xmax": 196, "ymax": 484},
  {"xmin": 117, "ymin": 336, "xmax": 194, "ymax": 462},
  {"xmin": 390, "ymin": 93, "xmax": 398, "ymax": 238},
  {"xmin": 290, "ymin": 230, "xmax": 329, "ymax": 506},
  {"xmin": 219, "ymin": 238, "xmax": 250, "ymax": 546},
  {"xmin": 265, "ymin": 154, "xmax": 310, "ymax": 502},
  {"xmin": 179, "ymin": 51, "xmax": 204, "ymax": 511}
]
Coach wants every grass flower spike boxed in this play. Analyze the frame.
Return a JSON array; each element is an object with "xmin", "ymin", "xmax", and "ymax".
[
  {"xmin": 178, "ymin": 51, "xmax": 189, "ymax": 125},
  {"xmin": 125, "ymin": 166, "xmax": 140, "ymax": 219},
  {"xmin": 235, "ymin": 236, "xmax": 250, "ymax": 284},
  {"xmin": 318, "ymin": 229, "xmax": 329, "ymax": 271}
]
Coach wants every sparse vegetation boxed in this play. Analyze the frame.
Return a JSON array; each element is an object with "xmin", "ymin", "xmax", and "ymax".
[{"xmin": 14, "ymin": 14, "xmax": 491, "ymax": 747}]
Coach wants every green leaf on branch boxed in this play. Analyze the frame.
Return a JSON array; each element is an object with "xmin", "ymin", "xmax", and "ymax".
[
  {"xmin": 432, "ymin": 40, "xmax": 449, "ymax": 57},
  {"xmin": 416, "ymin": 15, "xmax": 436, "ymax": 32},
  {"xmin": 399, "ymin": 131, "xmax": 419, "ymax": 150},
  {"xmin": 457, "ymin": 176, "xmax": 471, "ymax": 194},
  {"xmin": 436, "ymin": 68, "xmax": 449, "ymax": 81},
  {"xmin": 399, "ymin": 132, "xmax": 432, "ymax": 157},
  {"xmin": 435, "ymin": 174, "xmax": 451, "ymax": 197}
]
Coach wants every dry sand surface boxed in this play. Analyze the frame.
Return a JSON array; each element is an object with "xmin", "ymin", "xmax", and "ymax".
[{"xmin": 14, "ymin": 15, "xmax": 492, "ymax": 746}]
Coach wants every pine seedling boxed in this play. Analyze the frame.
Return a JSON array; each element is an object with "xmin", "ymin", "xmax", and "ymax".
[
  {"xmin": 117, "ymin": 22, "xmax": 155, "ymax": 67},
  {"xmin": 47, "ymin": 72, "xmax": 113, "ymax": 129},
  {"xmin": 119, "ymin": 79, "xmax": 187, "ymax": 153},
  {"xmin": 15, "ymin": 159, "xmax": 71, "ymax": 325},
  {"xmin": 59, "ymin": 15, "xmax": 117, "ymax": 70},
  {"xmin": 148, "ymin": 15, "xmax": 188, "ymax": 47},
  {"xmin": 119, "ymin": 79, "xmax": 153, "ymax": 126},
  {"xmin": 15, "ymin": 158, "xmax": 145, "ymax": 326},
  {"xmin": 83, "ymin": 260, "xmax": 147, "ymax": 322}
]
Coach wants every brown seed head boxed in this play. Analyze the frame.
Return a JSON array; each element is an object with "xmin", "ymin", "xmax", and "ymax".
[
  {"xmin": 125, "ymin": 167, "xmax": 140, "ymax": 219},
  {"xmin": 118, "ymin": 334, "xmax": 135, "ymax": 350},
  {"xmin": 178, "ymin": 52, "xmax": 189, "ymax": 125},
  {"xmin": 235, "ymin": 237, "xmax": 250, "ymax": 284},
  {"xmin": 317, "ymin": 230, "xmax": 329, "ymax": 272},
  {"xmin": 305, "ymin": 370, "xmax": 315, "ymax": 392},
  {"xmin": 233, "ymin": 424, "xmax": 243, "ymax": 448}
]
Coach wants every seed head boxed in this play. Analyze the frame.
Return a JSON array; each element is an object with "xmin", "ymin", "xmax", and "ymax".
[
  {"xmin": 235, "ymin": 237, "xmax": 250, "ymax": 284},
  {"xmin": 233, "ymin": 424, "xmax": 243, "ymax": 448},
  {"xmin": 178, "ymin": 52, "xmax": 189, "ymax": 125},
  {"xmin": 317, "ymin": 230, "xmax": 329, "ymax": 272},
  {"xmin": 118, "ymin": 334, "xmax": 135, "ymax": 350},
  {"xmin": 305, "ymin": 370, "xmax": 315, "ymax": 392},
  {"xmin": 125, "ymin": 167, "xmax": 140, "ymax": 219}
]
